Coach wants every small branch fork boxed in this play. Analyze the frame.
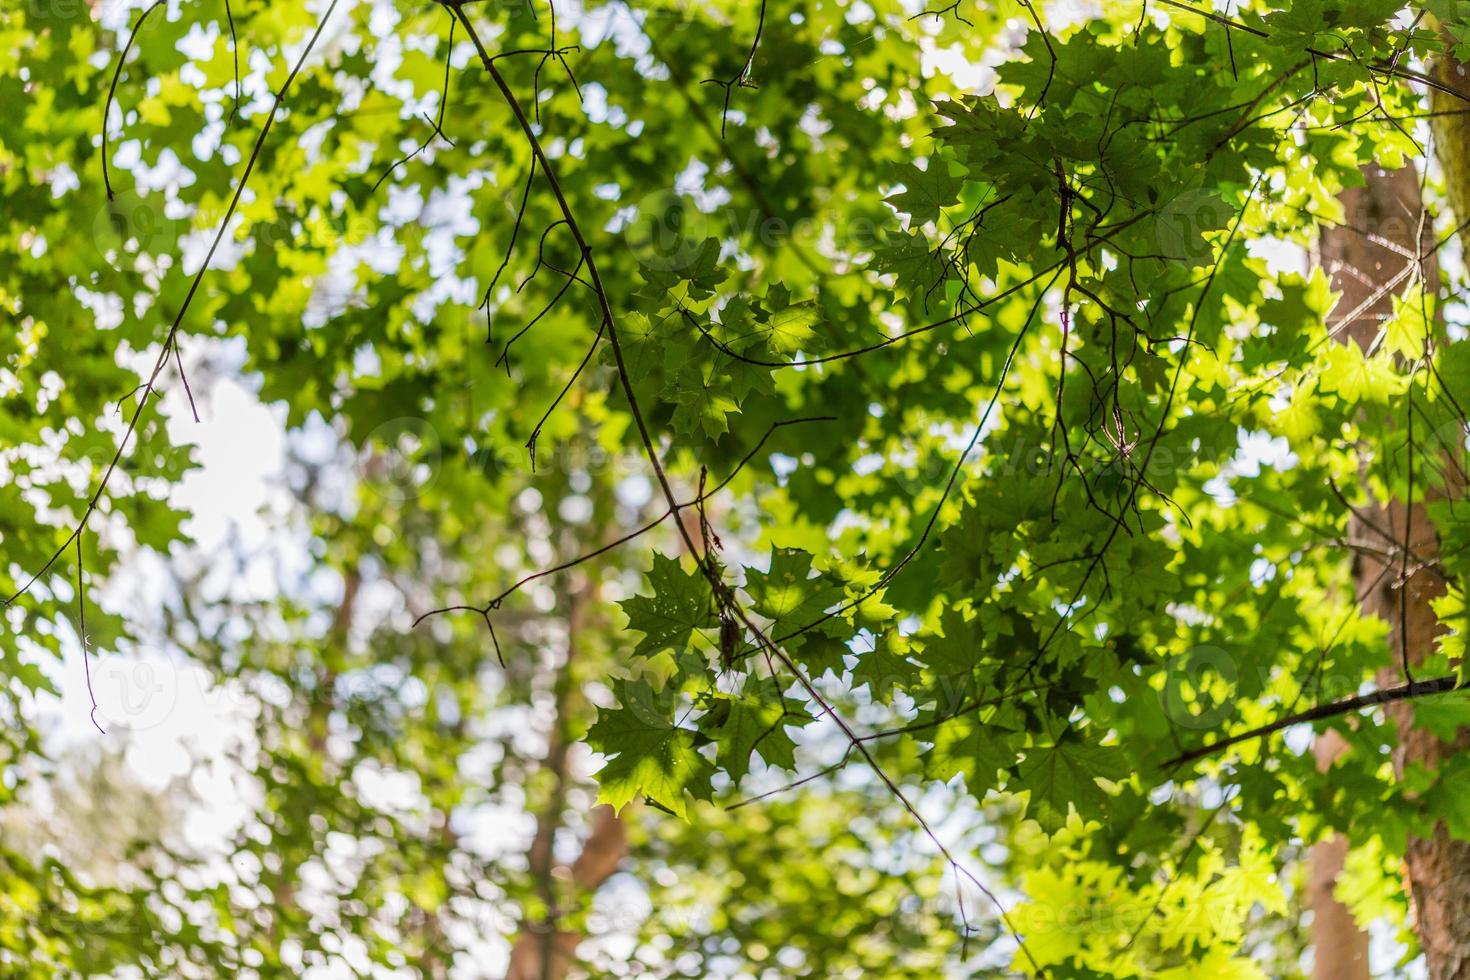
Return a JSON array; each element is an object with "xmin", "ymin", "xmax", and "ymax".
[
  {"xmin": 414, "ymin": 415, "xmax": 836, "ymax": 627},
  {"xmin": 702, "ymin": 0, "xmax": 766, "ymax": 139},
  {"xmin": 451, "ymin": 25, "xmax": 585, "ymax": 389}
]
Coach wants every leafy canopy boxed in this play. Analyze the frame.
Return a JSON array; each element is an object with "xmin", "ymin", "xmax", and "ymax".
[{"xmin": 4, "ymin": 0, "xmax": 1470, "ymax": 974}]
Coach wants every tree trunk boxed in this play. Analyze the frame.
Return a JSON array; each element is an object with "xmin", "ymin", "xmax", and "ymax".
[
  {"xmin": 1318, "ymin": 154, "xmax": 1470, "ymax": 979},
  {"xmin": 1406, "ymin": 48, "xmax": 1470, "ymax": 980},
  {"xmin": 505, "ymin": 583, "xmax": 628, "ymax": 980},
  {"xmin": 1305, "ymin": 161, "xmax": 1429, "ymax": 980},
  {"xmin": 504, "ymin": 805, "xmax": 627, "ymax": 980},
  {"xmin": 1308, "ymin": 732, "xmax": 1370, "ymax": 979}
]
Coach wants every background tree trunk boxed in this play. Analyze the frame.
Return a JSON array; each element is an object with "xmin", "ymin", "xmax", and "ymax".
[
  {"xmin": 504, "ymin": 805, "xmax": 627, "ymax": 980},
  {"xmin": 1318, "ymin": 151, "xmax": 1470, "ymax": 979},
  {"xmin": 1306, "ymin": 161, "xmax": 1429, "ymax": 980},
  {"xmin": 1308, "ymin": 732, "xmax": 1370, "ymax": 979},
  {"xmin": 505, "ymin": 583, "xmax": 628, "ymax": 980},
  {"xmin": 1402, "ymin": 48, "xmax": 1470, "ymax": 980}
]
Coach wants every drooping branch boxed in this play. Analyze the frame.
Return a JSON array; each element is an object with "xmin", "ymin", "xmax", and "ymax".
[
  {"xmin": 442, "ymin": 4, "xmax": 1039, "ymax": 963},
  {"xmin": 101, "ymin": 0, "xmax": 167, "ymax": 201},
  {"xmin": 7, "ymin": 0, "xmax": 344, "ymax": 611},
  {"xmin": 74, "ymin": 532, "xmax": 103, "ymax": 734}
]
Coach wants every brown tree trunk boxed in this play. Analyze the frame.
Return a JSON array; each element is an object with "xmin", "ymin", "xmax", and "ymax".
[
  {"xmin": 505, "ymin": 584, "xmax": 628, "ymax": 980},
  {"xmin": 1318, "ymin": 156, "xmax": 1470, "ymax": 980},
  {"xmin": 1304, "ymin": 161, "xmax": 1426, "ymax": 980},
  {"xmin": 1308, "ymin": 733, "xmax": 1370, "ymax": 979},
  {"xmin": 504, "ymin": 805, "xmax": 627, "ymax": 980},
  {"xmin": 1408, "ymin": 49, "xmax": 1470, "ymax": 980}
]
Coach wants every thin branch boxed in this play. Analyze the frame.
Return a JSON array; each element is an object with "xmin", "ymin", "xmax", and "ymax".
[
  {"xmin": 170, "ymin": 336, "xmax": 200, "ymax": 423},
  {"xmin": 482, "ymin": 156, "xmax": 538, "ymax": 344},
  {"xmin": 1016, "ymin": 0, "xmax": 1055, "ymax": 118},
  {"xmin": 102, "ymin": 0, "xmax": 168, "ymax": 201},
  {"xmin": 701, "ymin": 0, "xmax": 766, "ymax": 138},
  {"xmin": 75, "ymin": 533, "xmax": 104, "ymax": 734},
  {"xmin": 412, "ymin": 415, "xmax": 836, "ymax": 625},
  {"xmin": 526, "ymin": 319, "xmax": 605, "ymax": 469},
  {"xmin": 225, "ymin": 0, "xmax": 241, "ymax": 123},
  {"xmin": 1154, "ymin": 0, "xmax": 1470, "ymax": 106}
]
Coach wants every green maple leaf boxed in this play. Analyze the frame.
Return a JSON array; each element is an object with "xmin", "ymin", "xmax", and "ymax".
[
  {"xmin": 926, "ymin": 717, "xmax": 1017, "ymax": 796},
  {"xmin": 745, "ymin": 548, "xmax": 844, "ymax": 629},
  {"xmin": 681, "ymin": 238, "xmax": 731, "ymax": 298},
  {"xmin": 1425, "ymin": 754, "xmax": 1470, "ymax": 839},
  {"xmin": 1019, "ymin": 738, "xmax": 1128, "ymax": 830},
  {"xmin": 587, "ymin": 680, "xmax": 714, "ymax": 818},
  {"xmin": 1260, "ymin": 269, "xmax": 1332, "ymax": 339},
  {"xmin": 887, "ymin": 161, "xmax": 965, "ymax": 226},
  {"xmin": 613, "ymin": 308, "xmax": 683, "ymax": 381},
  {"xmin": 1318, "ymin": 343, "xmax": 1403, "ymax": 403},
  {"xmin": 701, "ymin": 691, "xmax": 810, "ymax": 784},
  {"xmin": 852, "ymin": 633, "xmax": 918, "ymax": 701},
  {"xmin": 1413, "ymin": 690, "xmax": 1470, "ymax": 741},
  {"xmin": 791, "ymin": 628, "xmax": 856, "ymax": 678},
  {"xmin": 762, "ymin": 300, "xmax": 821, "ymax": 355},
  {"xmin": 667, "ymin": 362, "xmax": 743, "ymax": 441},
  {"xmin": 640, "ymin": 238, "xmax": 729, "ymax": 299},
  {"xmin": 620, "ymin": 553, "xmax": 716, "ymax": 658},
  {"xmin": 1438, "ymin": 341, "xmax": 1470, "ymax": 411},
  {"xmin": 873, "ymin": 232, "xmax": 949, "ymax": 301},
  {"xmin": 715, "ymin": 287, "xmax": 821, "ymax": 358}
]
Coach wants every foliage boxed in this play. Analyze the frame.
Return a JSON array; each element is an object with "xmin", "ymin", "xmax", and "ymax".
[{"xmin": 3, "ymin": 0, "xmax": 1470, "ymax": 975}]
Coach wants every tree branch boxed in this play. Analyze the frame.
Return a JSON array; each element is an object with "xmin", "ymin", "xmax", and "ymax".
[{"xmin": 1164, "ymin": 674, "xmax": 1464, "ymax": 770}]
